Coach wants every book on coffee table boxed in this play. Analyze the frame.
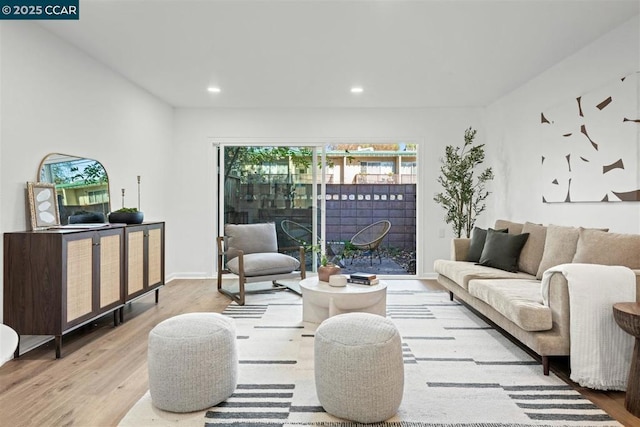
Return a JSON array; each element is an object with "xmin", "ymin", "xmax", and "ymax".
[
  {"xmin": 350, "ymin": 272, "xmax": 377, "ymax": 281},
  {"xmin": 347, "ymin": 278, "xmax": 380, "ymax": 286}
]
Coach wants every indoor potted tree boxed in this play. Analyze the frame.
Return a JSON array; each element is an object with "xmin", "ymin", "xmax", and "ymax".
[{"xmin": 434, "ymin": 127, "xmax": 494, "ymax": 238}]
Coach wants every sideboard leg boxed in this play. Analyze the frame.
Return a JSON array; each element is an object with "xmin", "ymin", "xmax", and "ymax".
[
  {"xmin": 55, "ymin": 336, "xmax": 62, "ymax": 359},
  {"xmin": 449, "ymin": 291, "xmax": 454, "ymax": 301},
  {"xmin": 155, "ymin": 289, "xmax": 160, "ymax": 303},
  {"xmin": 14, "ymin": 335, "xmax": 20, "ymax": 358},
  {"xmin": 119, "ymin": 307, "xmax": 124, "ymax": 324}
]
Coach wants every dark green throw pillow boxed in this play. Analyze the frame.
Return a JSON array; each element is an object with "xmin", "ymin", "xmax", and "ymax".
[
  {"xmin": 478, "ymin": 229, "xmax": 530, "ymax": 272},
  {"xmin": 466, "ymin": 227, "xmax": 507, "ymax": 262}
]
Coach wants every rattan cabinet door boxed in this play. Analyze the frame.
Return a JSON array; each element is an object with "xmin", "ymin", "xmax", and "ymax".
[
  {"xmin": 63, "ymin": 234, "xmax": 94, "ymax": 327},
  {"xmin": 124, "ymin": 222, "xmax": 164, "ymax": 302},
  {"xmin": 63, "ymin": 229, "xmax": 125, "ymax": 330},
  {"xmin": 147, "ymin": 224, "xmax": 164, "ymax": 289},
  {"xmin": 125, "ymin": 228, "xmax": 145, "ymax": 298},
  {"xmin": 98, "ymin": 229, "xmax": 124, "ymax": 310}
]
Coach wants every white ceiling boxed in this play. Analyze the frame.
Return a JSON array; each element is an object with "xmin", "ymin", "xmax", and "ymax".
[{"xmin": 40, "ymin": 0, "xmax": 640, "ymax": 108}]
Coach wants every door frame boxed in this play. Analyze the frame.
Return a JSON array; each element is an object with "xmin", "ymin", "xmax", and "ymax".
[{"xmin": 211, "ymin": 136, "xmax": 422, "ymax": 277}]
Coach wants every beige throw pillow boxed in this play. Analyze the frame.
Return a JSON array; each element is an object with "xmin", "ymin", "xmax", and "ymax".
[
  {"xmin": 494, "ymin": 219, "xmax": 524, "ymax": 235},
  {"xmin": 518, "ymin": 222, "xmax": 547, "ymax": 276},
  {"xmin": 573, "ymin": 228, "xmax": 640, "ymax": 269},
  {"xmin": 535, "ymin": 225, "xmax": 581, "ymax": 279}
]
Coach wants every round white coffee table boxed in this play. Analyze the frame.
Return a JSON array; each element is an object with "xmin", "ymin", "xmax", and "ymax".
[{"xmin": 299, "ymin": 277, "xmax": 387, "ymax": 324}]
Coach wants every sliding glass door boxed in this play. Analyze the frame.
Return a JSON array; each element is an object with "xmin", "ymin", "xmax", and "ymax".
[
  {"xmin": 218, "ymin": 145, "xmax": 323, "ymax": 269},
  {"xmin": 217, "ymin": 142, "xmax": 417, "ymax": 276}
]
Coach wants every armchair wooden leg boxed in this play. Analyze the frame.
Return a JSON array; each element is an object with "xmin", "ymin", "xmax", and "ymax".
[
  {"xmin": 238, "ymin": 272, "xmax": 246, "ymax": 306},
  {"xmin": 217, "ymin": 286, "xmax": 243, "ymax": 305},
  {"xmin": 217, "ymin": 255, "xmax": 223, "ymax": 292},
  {"xmin": 300, "ymin": 249, "xmax": 306, "ymax": 279},
  {"xmin": 217, "ymin": 264, "xmax": 245, "ymax": 306}
]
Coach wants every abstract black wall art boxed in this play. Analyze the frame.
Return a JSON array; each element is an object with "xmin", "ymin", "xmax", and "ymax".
[{"xmin": 540, "ymin": 71, "xmax": 640, "ymax": 202}]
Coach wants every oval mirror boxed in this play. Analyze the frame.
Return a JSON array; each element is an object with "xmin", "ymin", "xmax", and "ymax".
[{"xmin": 37, "ymin": 153, "xmax": 110, "ymax": 225}]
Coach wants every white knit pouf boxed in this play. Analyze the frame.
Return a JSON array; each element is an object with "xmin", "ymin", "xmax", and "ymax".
[
  {"xmin": 148, "ymin": 312, "xmax": 237, "ymax": 413},
  {"xmin": 314, "ymin": 312, "xmax": 404, "ymax": 423}
]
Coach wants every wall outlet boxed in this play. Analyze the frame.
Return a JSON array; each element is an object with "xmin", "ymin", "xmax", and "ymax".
[{"xmin": 439, "ymin": 228, "xmax": 445, "ymax": 238}]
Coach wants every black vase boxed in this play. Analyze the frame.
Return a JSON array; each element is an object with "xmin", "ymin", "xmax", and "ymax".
[
  {"xmin": 68, "ymin": 212, "xmax": 106, "ymax": 224},
  {"xmin": 108, "ymin": 211, "xmax": 144, "ymax": 224}
]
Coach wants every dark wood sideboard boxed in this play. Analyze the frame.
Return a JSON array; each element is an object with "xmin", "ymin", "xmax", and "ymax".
[{"xmin": 3, "ymin": 221, "xmax": 165, "ymax": 358}]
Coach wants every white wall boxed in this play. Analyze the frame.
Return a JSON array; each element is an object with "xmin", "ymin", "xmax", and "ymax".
[
  {"xmin": 5, "ymin": 12, "xmax": 637, "ymax": 324},
  {"xmin": 169, "ymin": 108, "xmax": 485, "ymax": 279},
  {"xmin": 0, "ymin": 23, "xmax": 173, "ymax": 321},
  {"xmin": 485, "ymin": 15, "xmax": 640, "ymax": 233}
]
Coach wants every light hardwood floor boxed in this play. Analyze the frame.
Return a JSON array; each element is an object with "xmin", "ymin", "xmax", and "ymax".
[{"xmin": 0, "ymin": 278, "xmax": 637, "ymax": 426}]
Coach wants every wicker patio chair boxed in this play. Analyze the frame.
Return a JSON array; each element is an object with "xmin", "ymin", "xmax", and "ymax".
[
  {"xmin": 350, "ymin": 220, "xmax": 392, "ymax": 266},
  {"xmin": 281, "ymin": 219, "xmax": 313, "ymax": 247}
]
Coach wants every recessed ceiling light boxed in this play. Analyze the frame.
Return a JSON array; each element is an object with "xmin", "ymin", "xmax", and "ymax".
[
  {"xmin": 207, "ymin": 87, "xmax": 221, "ymax": 93},
  {"xmin": 350, "ymin": 87, "xmax": 364, "ymax": 93}
]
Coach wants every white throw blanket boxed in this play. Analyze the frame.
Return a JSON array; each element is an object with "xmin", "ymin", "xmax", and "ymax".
[{"xmin": 541, "ymin": 263, "xmax": 635, "ymax": 390}]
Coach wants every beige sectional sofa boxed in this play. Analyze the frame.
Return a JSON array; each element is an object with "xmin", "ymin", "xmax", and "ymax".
[{"xmin": 434, "ymin": 220, "xmax": 640, "ymax": 375}]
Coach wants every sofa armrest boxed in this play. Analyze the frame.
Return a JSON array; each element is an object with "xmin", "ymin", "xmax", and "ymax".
[
  {"xmin": 545, "ymin": 272, "xmax": 570, "ymax": 346},
  {"xmin": 451, "ymin": 238, "xmax": 471, "ymax": 261},
  {"xmin": 545, "ymin": 269, "xmax": 640, "ymax": 351}
]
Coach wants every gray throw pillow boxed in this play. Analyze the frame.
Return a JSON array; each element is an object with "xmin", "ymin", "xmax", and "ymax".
[
  {"xmin": 466, "ymin": 227, "xmax": 507, "ymax": 262},
  {"xmin": 478, "ymin": 228, "xmax": 530, "ymax": 272}
]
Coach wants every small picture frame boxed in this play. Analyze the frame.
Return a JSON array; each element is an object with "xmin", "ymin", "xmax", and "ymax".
[{"xmin": 27, "ymin": 182, "xmax": 60, "ymax": 230}]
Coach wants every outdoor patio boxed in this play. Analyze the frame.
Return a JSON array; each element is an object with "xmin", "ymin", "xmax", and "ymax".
[
  {"xmin": 336, "ymin": 253, "xmax": 409, "ymax": 275},
  {"xmin": 302, "ymin": 243, "xmax": 415, "ymax": 276}
]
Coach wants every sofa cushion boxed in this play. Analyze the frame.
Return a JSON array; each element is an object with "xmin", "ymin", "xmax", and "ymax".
[
  {"xmin": 466, "ymin": 227, "xmax": 507, "ymax": 262},
  {"xmin": 478, "ymin": 229, "xmax": 530, "ymax": 272},
  {"xmin": 494, "ymin": 219, "xmax": 524, "ymax": 234},
  {"xmin": 518, "ymin": 222, "xmax": 547, "ymax": 276},
  {"xmin": 468, "ymin": 279, "xmax": 553, "ymax": 332},
  {"xmin": 227, "ymin": 252, "xmax": 300, "ymax": 277},
  {"xmin": 536, "ymin": 225, "xmax": 581, "ymax": 279},
  {"xmin": 434, "ymin": 259, "xmax": 536, "ymax": 290},
  {"xmin": 226, "ymin": 222, "xmax": 278, "ymax": 259},
  {"xmin": 535, "ymin": 225, "xmax": 608, "ymax": 279},
  {"xmin": 573, "ymin": 228, "xmax": 640, "ymax": 269}
]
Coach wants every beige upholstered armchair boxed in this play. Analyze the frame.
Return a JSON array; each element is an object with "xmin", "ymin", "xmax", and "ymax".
[{"xmin": 216, "ymin": 222, "xmax": 306, "ymax": 305}]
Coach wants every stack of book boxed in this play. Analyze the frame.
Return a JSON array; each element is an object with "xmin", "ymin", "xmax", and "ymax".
[{"xmin": 347, "ymin": 272, "xmax": 379, "ymax": 286}]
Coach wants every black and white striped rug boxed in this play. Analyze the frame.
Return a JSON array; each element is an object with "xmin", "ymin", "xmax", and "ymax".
[{"xmin": 119, "ymin": 285, "xmax": 620, "ymax": 427}]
